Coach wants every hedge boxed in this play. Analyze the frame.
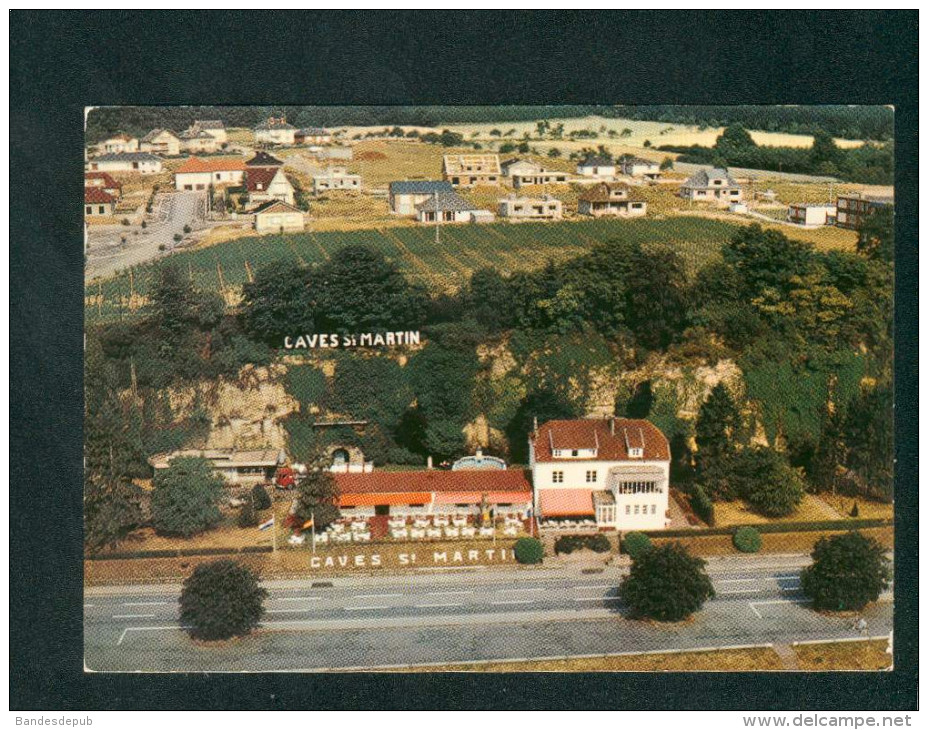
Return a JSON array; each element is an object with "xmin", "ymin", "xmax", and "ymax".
[
  {"xmin": 641, "ymin": 517, "xmax": 891, "ymax": 539},
  {"xmin": 622, "ymin": 531, "xmax": 653, "ymax": 559},
  {"xmin": 555, "ymin": 533, "xmax": 612, "ymax": 555},
  {"xmin": 514, "ymin": 537, "xmax": 545, "ymax": 564},
  {"xmin": 689, "ymin": 485, "xmax": 715, "ymax": 526},
  {"xmin": 733, "ymin": 526, "xmax": 762, "ymax": 553},
  {"xmin": 86, "ymin": 545, "xmax": 274, "ymax": 561}
]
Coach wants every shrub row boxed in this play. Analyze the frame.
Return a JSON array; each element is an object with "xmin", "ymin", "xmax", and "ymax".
[
  {"xmin": 689, "ymin": 485, "xmax": 715, "ymax": 527},
  {"xmin": 87, "ymin": 545, "xmax": 274, "ymax": 561},
  {"xmin": 642, "ymin": 517, "xmax": 891, "ymax": 540},
  {"xmin": 554, "ymin": 533, "xmax": 612, "ymax": 555}
]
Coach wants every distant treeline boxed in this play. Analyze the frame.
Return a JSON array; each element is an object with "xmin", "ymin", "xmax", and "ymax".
[{"xmin": 85, "ymin": 105, "xmax": 893, "ymax": 143}]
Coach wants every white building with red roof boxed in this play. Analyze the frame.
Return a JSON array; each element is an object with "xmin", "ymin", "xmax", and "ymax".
[
  {"xmin": 174, "ymin": 156, "xmax": 247, "ymax": 191},
  {"xmin": 530, "ymin": 417, "xmax": 671, "ymax": 531}
]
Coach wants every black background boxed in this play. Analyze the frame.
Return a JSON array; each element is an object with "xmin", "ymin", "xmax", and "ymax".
[{"xmin": 10, "ymin": 10, "xmax": 918, "ymax": 711}]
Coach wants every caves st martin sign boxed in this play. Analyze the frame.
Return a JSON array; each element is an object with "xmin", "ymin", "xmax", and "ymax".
[
  {"xmin": 283, "ymin": 331, "xmax": 421, "ymax": 350},
  {"xmin": 308, "ymin": 546, "xmax": 516, "ymax": 571}
]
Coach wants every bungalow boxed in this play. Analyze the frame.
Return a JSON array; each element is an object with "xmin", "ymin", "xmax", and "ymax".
[
  {"xmin": 84, "ymin": 172, "xmax": 122, "ymax": 199},
  {"xmin": 787, "ymin": 203, "xmax": 837, "ymax": 227},
  {"xmin": 253, "ymin": 200, "xmax": 305, "ymax": 233},
  {"xmin": 86, "ymin": 152, "xmax": 163, "ymax": 175},
  {"xmin": 313, "ymin": 166, "xmax": 361, "ymax": 194},
  {"xmin": 84, "ymin": 187, "xmax": 117, "ymax": 217},
  {"xmin": 576, "ymin": 155, "xmax": 616, "ymax": 179},
  {"xmin": 255, "ymin": 116, "xmax": 297, "ymax": 146},
  {"xmin": 578, "ymin": 183, "xmax": 647, "ymax": 217},
  {"xmin": 246, "ymin": 166, "xmax": 296, "ymax": 207},
  {"xmin": 679, "ymin": 168, "xmax": 742, "ymax": 205},
  {"xmin": 140, "ymin": 128, "xmax": 181, "ymax": 156},
  {"xmin": 415, "ymin": 190, "xmax": 492, "ymax": 223},
  {"xmin": 193, "ymin": 119, "xmax": 227, "ymax": 144},
  {"xmin": 178, "ymin": 126, "xmax": 220, "ymax": 154},
  {"xmin": 295, "ymin": 127, "xmax": 332, "ymax": 145},
  {"xmin": 150, "ymin": 448, "xmax": 287, "ymax": 486},
  {"xmin": 620, "ymin": 156, "xmax": 662, "ymax": 180},
  {"xmin": 498, "ymin": 194, "xmax": 563, "ymax": 221},
  {"xmin": 174, "ymin": 156, "xmax": 246, "ymax": 191},
  {"xmin": 443, "ymin": 153, "xmax": 501, "ymax": 187},
  {"xmin": 530, "ymin": 418, "xmax": 671, "ymax": 531},
  {"xmin": 501, "ymin": 158, "xmax": 570, "ymax": 188},
  {"xmin": 835, "ymin": 193, "xmax": 894, "ymax": 230},
  {"xmin": 100, "ymin": 134, "xmax": 139, "ymax": 154},
  {"xmin": 245, "ymin": 151, "xmax": 284, "ymax": 169},
  {"xmin": 333, "ymin": 469, "xmax": 533, "ymax": 519},
  {"xmin": 388, "ymin": 180, "xmax": 454, "ymax": 215}
]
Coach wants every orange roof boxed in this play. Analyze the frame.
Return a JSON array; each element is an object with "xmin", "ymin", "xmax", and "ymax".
[
  {"xmin": 334, "ymin": 469, "xmax": 532, "ymax": 495},
  {"xmin": 539, "ymin": 489, "xmax": 595, "ymax": 517},
  {"xmin": 339, "ymin": 492, "xmax": 431, "ymax": 507},
  {"xmin": 175, "ymin": 156, "xmax": 247, "ymax": 174},
  {"xmin": 85, "ymin": 187, "xmax": 116, "ymax": 204},
  {"xmin": 432, "ymin": 491, "xmax": 533, "ymax": 505},
  {"xmin": 532, "ymin": 418, "xmax": 669, "ymax": 463}
]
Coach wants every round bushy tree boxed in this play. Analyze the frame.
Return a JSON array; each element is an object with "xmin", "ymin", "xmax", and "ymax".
[
  {"xmin": 622, "ymin": 531, "xmax": 652, "ymax": 559},
  {"xmin": 179, "ymin": 560, "xmax": 267, "ymax": 641},
  {"xmin": 251, "ymin": 483, "xmax": 272, "ymax": 511},
  {"xmin": 514, "ymin": 537, "xmax": 544, "ymax": 564},
  {"xmin": 800, "ymin": 532, "xmax": 891, "ymax": 612},
  {"xmin": 150, "ymin": 456, "xmax": 224, "ymax": 537},
  {"xmin": 293, "ymin": 466, "xmax": 340, "ymax": 530},
  {"xmin": 733, "ymin": 526, "xmax": 762, "ymax": 553},
  {"xmin": 237, "ymin": 497, "xmax": 259, "ymax": 528},
  {"xmin": 732, "ymin": 447, "xmax": 805, "ymax": 517},
  {"xmin": 619, "ymin": 542, "xmax": 715, "ymax": 622}
]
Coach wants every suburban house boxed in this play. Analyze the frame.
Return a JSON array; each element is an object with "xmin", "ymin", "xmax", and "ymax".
[
  {"xmin": 787, "ymin": 203, "xmax": 837, "ymax": 226},
  {"xmin": 255, "ymin": 116, "xmax": 298, "ymax": 146},
  {"xmin": 178, "ymin": 126, "xmax": 220, "ymax": 154},
  {"xmin": 679, "ymin": 168, "xmax": 742, "ymax": 204},
  {"xmin": 174, "ymin": 156, "xmax": 246, "ymax": 191},
  {"xmin": 85, "ymin": 152, "xmax": 163, "ymax": 175},
  {"xmin": 253, "ymin": 200, "xmax": 306, "ymax": 233},
  {"xmin": 245, "ymin": 151, "xmax": 284, "ymax": 169},
  {"xmin": 578, "ymin": 183, "xmax": 647, "ymax": 217},
  {"xmin": 501, "ymin": 158, "xmax": 570, "ymax": 188},
  {"xmin": 140, "ymin": 128, "xmax": 181, "ymax": 156},
  {"xmin": 84, "ymin": 187, "xmax": 117, "ymax": 217},
  {"xmin": 246, "ymin": 166, "xmax": 296, "ymax": 206},
  {"xmin": 834, "ymin": 193, "xmax": 894, "ymax": 229},
  {"xmin": 333, "ymin": 469, "xmax": 533, "ymax": 519},
  {"xmin": 620, "ymin": 156, "xmax": 662, "ymax": 180},
  {"xmin": 100, "ymin": 134, "xmax": 139, "ymax": 154},
  {"xmin": 442, "ymin": 154, "xmax": 501, "ymax": 187},
  {"xmin": 295, "ymin": 127, "xmax": 332, "ymax": 145},
  {"xmin": 576, "ymin": 155, "xmax": 617, "ymax": 179},
  {"xmin": 415, "ymin": 190, "xmax": 494, "ymax": 224},
  {"xmin": 498, "ymin": 194, "xmax": 563, "ymax": 221},
  {"xmin": 150, "ymin": 448, "xmax": 287, "ymax": 486},
  {"xmin": 312, "ymin": 166, "xmax": 361, "ymax": 194},
  {"xmin": 193, "ymin": 119, "xmax": 227, "ymax": 144},
  {"xmin": 84, "ymin": 172, "xmax": 122, "ymax": 198},
  {"xmin": 530, "ymin": 418, "xmax": 671, "ymax": 531},
  {"xmin": 388, "ymin": 180, "xmax": 454, "ymax": 215}
]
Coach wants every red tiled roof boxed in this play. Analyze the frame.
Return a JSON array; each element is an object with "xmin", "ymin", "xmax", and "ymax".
[
  {"xmin": 84, "ymin": 172, "xmax": 122, "ymax": 189},
  {"xmin": 532, "ymin": 418, "xmax": 670, "ymax": 463},
  {"xmin": 340, "ymin": 492, "xmax": 431, "ymax": 508},
  {"xmin": 432, "ymin": 491, "xmax": 532, "ymax": 505},
  {"xmin": 539, "ymin": 489, "xmax": 595, "ymax": 517},
  {"xmin": 175, "ymin": 156, "xmax": 247, "ymax": 174},
  {"xmin": 334, "ymin": 469, "xmax": 532, "ymax": 496},
  {"xmin": 84, "ymin": 187, "xmax": 116, "ymax": 204},
  {"xmin": 245, "ymin": 167, "xmax": 280, "ymax": 192}
]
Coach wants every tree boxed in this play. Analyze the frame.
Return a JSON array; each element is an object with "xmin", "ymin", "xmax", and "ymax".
[
  {"xmin": 730, "ymin": 446, "xmax": 806, "ymax": 517},
  {"xmin": 149, "ymin": 265, "xmax": 225, "ymax": 355},
  {"xmin": 659, "ymin": 157, "xmax": 674, "ymax": 171},
  {"xmin": 841, "ymin": 383, "xmax": 894, "ymax": 500},
  {"xmin": 505, "ymin": 387, "xmax": 579, "ymax": 464},
  {"xmin": 293, "ymin": 466, "xmax": 340, "ymax": 530},
  {"xmin": 733, "ymin": 526, "xmax": 762, "ymax": 553},
  {"xmin": 800, "ymin": 531, "xmax": 891, "ymax": 612},
  {"xmin": 179, "ymin": 560, "xmax": 267, "ymax": 640},
  {"xmin": 150, "ymin": 456, "xmax": 225, "ymax": 537},
  {"xmin": 466, "ymin": 267, "xmax": 516, "ymax": 332},
  {"xmin": 423, "ymin": 419, "xmax": 467, "ymax": 460},
  {"xmin": 694, "ymin": 383, "xmax": 743, "ymax": 489},
  {"xmin": 240, "ymin": 261, "xmax": 316, "ymax": 344},
  {"xmin": 547, "ymin": 147, "xmax": 561, "ymax": 158},
  {"xmin": 623, "ymin": 246, "xmax": 689, "ymax": 350},
  {"xmin": 84, "ymin": 478, "xmax": 143, "ymax": 552},
  {"xmin": 621, "ymin": 532, "xmax": 652, "ymax": 559},
  {"xmin": 715, "ymin": 123, "xmax": 756, "ymax": 154},
  {"xmin": 619, "ymin": 542, "xmax": 715, "ymax": 622},
  {"xmin": 237, "ymin": 495, "xmax": 259, "ymax": 528},
  {"xmin": 251, "ymin": 483, "xmax": 272, "ymax": 511},
  {"xmin": 514, "ymin": 537, "xmax": 544, "ymax": 564},
  {"xmin": 856, "ymin": 205, "xmax": 894, "ymax": 263}
]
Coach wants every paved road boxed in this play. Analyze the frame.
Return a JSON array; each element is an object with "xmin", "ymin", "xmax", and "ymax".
[
  {"xmin": 84, "ymin": 554, "xmax": 893, "ymax": 672},
  {"xmin": 85, "ymin": 191, "xmax": 205, "ymax": 282}
]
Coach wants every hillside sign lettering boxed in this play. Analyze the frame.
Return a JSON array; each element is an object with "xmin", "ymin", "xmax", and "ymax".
[
  {"xmin": 308, "ymin": 547, "xmax": 515, "ymax": 571},
  {"xmin": 284, "ymin": 331, "xmax": 421, "ymax": 349}
]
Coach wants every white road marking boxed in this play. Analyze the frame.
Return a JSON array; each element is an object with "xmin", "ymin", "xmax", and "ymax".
[
  {"xmin": 427, "ymin": 590, "xmax": 473, "ymax": 597},
  {"xmin": 491, "ymin": 600, "xmax": 534, "ymax": 605},
  {"xmin": 718, "ymin": 588, "xmax": 763, "ymax": 595},
  {"xmin": 749, "ymin": 598, "xmax": 813, "ymax": 618},
  {"xmin": 571, "ymin": 584, "xmax": 614, "ymax": 590},
  {"xmin": 112, "ymin": 614, "xmax": 157, "ymax": 619},
  {"xmin": 415, "ymin": 603, "xmax": 464, "ymax": 609},
  {"xmin": 344, "ymin": 605, "xmax": 390, "ymax": 611},
  {"xmin": 353, "ymin": 594, "xmax": 402, "ymax": 600},
  {"xmin": 275, "ymin": 597, "xmax": 324, "ymax": 602},
  {"xmin": 267, "ymin": 608, "xmax": 322, "ymax": 614},
  {"xmin": 573, "ymin": 596, "xmax": 622, "ymax": 602},
  {"xmin": 717, "ymin": 578, "xmax": 758, "ymax": 584},
  {"xmin": 122, "ymin": 601, "xmax": 173, "ymax": 607},
  {"xmin": 496, "ymin": 588, "xmax": 545, "ymax": 594},
  {"xmin": 117, "ymin": 625, "xmax": 188, "ymax": 646}
]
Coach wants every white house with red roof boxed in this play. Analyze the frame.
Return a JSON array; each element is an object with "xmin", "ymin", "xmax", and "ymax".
[
  {"xmin": 529, "ymin": 417, "xmax": 671, "ymax": 531},
  {"xmin": 174, "ymin": 156, "xmax": 247, "ymax": 191}
]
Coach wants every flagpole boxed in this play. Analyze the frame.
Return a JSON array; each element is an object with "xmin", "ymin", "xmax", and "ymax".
[
  {"xmin": 311, "ymin": 510, "xmax": 316, "ymax": 555},
  {"xmin": 272, "ymin": 512, "xmax": 277, "ymax": 555}
]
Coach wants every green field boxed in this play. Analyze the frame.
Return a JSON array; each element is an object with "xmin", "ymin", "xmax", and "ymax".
[{"xmin": 86, "ymin": 216, "xmax": 740, "ymax": 322}]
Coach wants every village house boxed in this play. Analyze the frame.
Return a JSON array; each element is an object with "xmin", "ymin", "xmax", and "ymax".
[
  {"xmin": 313, "ymin": 166, "xmax": 361, "ymax": 194},
  {"xmin": 388, "ymin": 180, "xmax": 454, "ymax": 215},
  {"xmin": 576, "ymin": 155, "xmax": 617, "ymax": 179},
  {"xmin": 245, "ymin": 166, "xmax": 296, "ymax": 207},
  {"xmin": 100, "ymin": 134, "xmax": 139, "ymax": 154},
  {"xmin": 174, "ymin": 156, "xmax": 246, "ymax": 191},
  {"xmin": 255, "ymin": 116, "xmax": 298, "ymax": 146},
  {"xmin": 501, "ymin": 158, "xmax": 570, "ymax": 188},
  {"xmin": 530, "ymin": 418, "xmax": 671, "ymax": 531},
  {"xmin": 578, "ymin": 183, "xmax": 647, "ymax": 217},
  {"xmin": 679, "ymin": 167, "xmax": 742, "ymax": 205},
  {"xmin": 620, "ymin": 155, "xmax": 662, "ymax": 180},
  {"xmin": 442, "ymin": 153, "xmax": 501, "ymax": 187},
  {"xmin": 415, "ymin": 190, "xmax": 494, "ymax": 223},
  {"xmin": 295, "ymin": 127, "xmax": 332, "ymax": 145},
  {"xmin": 84, "ymin": 187, "xmax": 117, "ymax": 217},
  {"xmin": 245, "ymin": 151, "xmax": 284, "ymax": 169},
  {"xmin": 333, "ymin": 469, "xmax": 533, "ymax": 519},
  {"xmin": 787, "ymin": 203, "xmax": 837, "ymax": 227},
  {"xmin": 85, "ymin": 152, "xmax": 163, "ymax": 175},
  {"xmin": 834, "ymin": 193, "xmax": 894, "ymax": 229},
  {"xmin": 84, "ymin": 172, "xmax": 122, "ymax": 199},
  {"xmin": 178, "ymin": 126, "xmax": 220, "ymax": 154},
  {"xmin": 139, "ymin": 128, "xmax": 181, "ymax": 156},
  {"xmin": 498, "ymin": 194, "xmax": 563, "ymax": 221},
  {"xmin": 192, "ymin": 119, "xmax": 227, "ymax": 144},
  {"xmin": 150, "ymin": 449, "xmax": 287, "ymax": 486},
  {"xmin": 253, "ymin": 199, "xmax": 306, "ymax": 233}
]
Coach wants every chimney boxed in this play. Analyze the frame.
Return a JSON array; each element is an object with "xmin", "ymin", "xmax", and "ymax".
[
  {"xmin": 427, "ymin": 455, "xmax": 434, "ymax": 470},
  {"xmin": 476, "ymin": 448, "xmax": 483, "ymax": 458}
]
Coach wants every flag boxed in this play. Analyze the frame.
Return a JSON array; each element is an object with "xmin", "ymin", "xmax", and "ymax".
[
  {"xmin": 258, "ymin": 516, "xmax": 275, "ymax": 531},
  {"xmin": 302, "ymin": 518, "xmax": 314, "ymax": 529}
]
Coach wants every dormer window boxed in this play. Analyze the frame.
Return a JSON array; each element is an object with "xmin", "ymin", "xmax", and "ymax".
[{"xmin": 629, "ymin": 447, "xmax": 643, "ymax": 459}]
